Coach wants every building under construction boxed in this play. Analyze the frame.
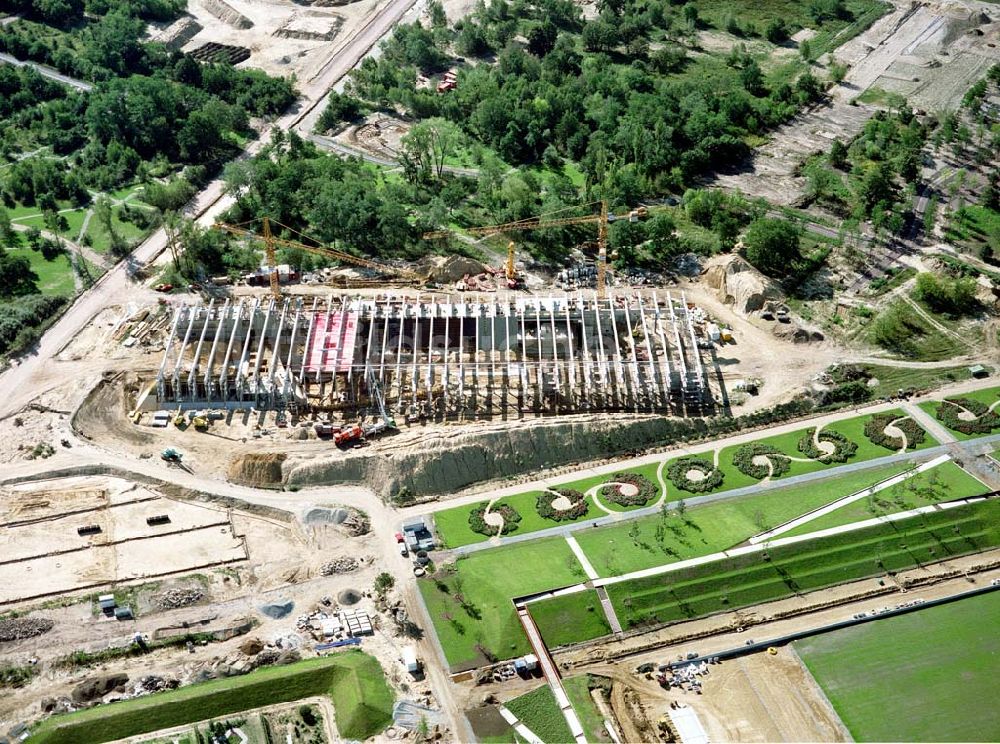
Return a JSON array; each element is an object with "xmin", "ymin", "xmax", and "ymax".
[{"xmin": 149, "ymin": 292, "xmax": 715, "ymax": 419}]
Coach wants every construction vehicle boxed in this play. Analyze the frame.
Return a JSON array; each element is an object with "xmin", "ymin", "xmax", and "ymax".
[
  {"xmin": 161, "ymin": 448, "xmax": 182, "ymax": 463},
  {"xmin": 423, "ymin": 200, "xmax": 612, "ymax": 296},
  {"xmin": 191, "ymin": 415, "xmax": 208, "ymax": 431},
  {"xmin": 213, "ymin": 217, "xmax": 424, "ymax": 299},
  {"xmin": 333, "ymin": 424, "xmax": 364, "ymax": 447}
]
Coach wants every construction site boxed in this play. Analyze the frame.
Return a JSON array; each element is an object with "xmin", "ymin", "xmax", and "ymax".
[{"xmin": 145, "ymin": 291, "xmax": 715, "ymax": 421}]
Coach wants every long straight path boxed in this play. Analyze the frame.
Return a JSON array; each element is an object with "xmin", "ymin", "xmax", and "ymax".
[
  {"xmin": 0, "ymin": 51, "xmax": 93, "ymax": 91},
  {"xmin": 516, "ymin": 606, "xmax": 587, "ymax": 744}
]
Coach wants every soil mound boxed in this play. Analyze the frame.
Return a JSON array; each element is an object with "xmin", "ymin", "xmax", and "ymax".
[
  {"xmin": 228, "ymin": 453, "xmax": 286, "ymax": 486},
  {"xmin": 705, "ymin": 255, "xmax": 784, "ymax": 315}
]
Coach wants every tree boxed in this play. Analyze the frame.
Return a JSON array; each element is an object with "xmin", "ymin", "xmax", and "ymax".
[
  {"xmin": 315, "ymin": 92, "xmax": 364, "ymax": 132},
  {"xmin": 742, "ymin": 217, "xmax": 801, "ymax": 276},
  {"xmin": 373, "ymin": 571, "xmax": 395, "ymax": 597},
  {"xmin": 646, "ymin": 211, "xmax": 680, "ymax": 261},
  {"xmin": 799, "ymin": 39, "xmax": 813, "ymax": 62},
  {"xmin": 829, "ymin": 139, "xmax": 847, "ymax": 170},
  {"xmin": 400, "ymin": 117, "xmax": 462, "ymax": 182},
  {"xmin": 765, "ymin": 18, "xmax": 788, "ymax": 44},
  {"xmin": 0, "ymin": 247, "xmax": 39, "ymax": 298},
  {"xmin": 0, "ymin": 207, "xmax": 18, "ymax": 249},
  {"xmin": 528, "ymin": 20, "xmax": 558, "ymax": 57}
]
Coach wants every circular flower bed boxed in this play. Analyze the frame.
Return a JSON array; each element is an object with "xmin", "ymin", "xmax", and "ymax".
[
  {"xmin": 797, "ymin": 428, "xmax": 858, "ymax": 463},
  {"xmin": 666, "ymin": 457, "xmax": 724, "ymax": 493},
  {"xmin": 732, "ymin": 443, "xmax": 791, "ymax": 479},
  {"xmin": 936, "ymin": 398, "xmax": 1000, "ymax": 435},
  {"xmin": 864, "ymin": 414, "xmax": 926, "ymax": 450},
  {"xmin": 537, "ymin": 489, "xmax": 588, "ymax": 521},
  {"xmin": 598, "ymin": 473, "xmax": 657, "ymax": 507},
  {"xmin": 468, "ymin": 503, "xmax": 521, "ymax": 536}
]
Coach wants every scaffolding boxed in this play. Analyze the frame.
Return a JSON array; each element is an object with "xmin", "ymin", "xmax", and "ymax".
[{"xmin": 153, "ymin": 291, "xmax": 713, "ymax": 419}]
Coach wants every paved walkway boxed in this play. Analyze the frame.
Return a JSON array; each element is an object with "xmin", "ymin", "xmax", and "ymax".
[
  {"xmin": 596, "ymin": 586, "xmax": 623, "ymax": 634},
  {"xmin": 0, "ymin": 51, "xmax": 93, "ymax": 91},
  {"xmin": 516, "ymin": 606, "xmax": 587, "ymax": 744},
  {"xmin": 497, "ymin": 707, "xmax": 544, "ymax": 744},
  {"xmin": 904, "ymin": 400, "xmax": 957, "ymax": 444},
  {"xmin": 565, "ymin": 535, "xmax": 598, "ymax": 580}
]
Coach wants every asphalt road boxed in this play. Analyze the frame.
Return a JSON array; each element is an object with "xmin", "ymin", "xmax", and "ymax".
[{"xmin": 0, "ymin": 51, "xmax": 93, "ymax": 91}]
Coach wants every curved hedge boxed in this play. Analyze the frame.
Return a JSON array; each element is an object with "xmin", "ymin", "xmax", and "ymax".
[
  {"xmin": 864, "ymin": 414, "xmax": 926, "ymax": 450},
  {"xmin": 666, "ymin": 457, "xmax": 724, "ymax": 493},
  {"xmin": 797, "ymin": 428, "xmax": 858, "ymax": 463},
  {"xmin": 598, "ymin": 473, "xmax": 658, "ymax": 507},
  {"xmin": 732, "ymin": 443, "xmax": 791, "ymax": 479},
  {"xmin": 537, "ymin": 489, "xmax": 589, "ymax": 521},
  {"xmin": 469, "ymin": 503, "xmax": 522, "ymax": 536},
  {"xmin": 936, "ymin": 398, "xmax": 1000, "ymax": 435}
]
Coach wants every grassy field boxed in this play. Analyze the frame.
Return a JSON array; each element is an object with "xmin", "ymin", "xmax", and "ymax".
[
  {"xmin": 946, "ymin": 204, "xmax": 1000, "ymax": 254},
  {"xmin": 563, "ymin": 676, "xmax": 611, "ymax": 743},
  {"xmin": 796, "ymin": 591, "xmax": 1000, "ymax": 741},
  {"xmin": 854, "ymin": 363, "xmax": 975, "ymax": 397},
  {"xmin": 9, "ymin": 247, "xmax": 75, "ymax": 296},
  {"xmin": 505, "ymin": 686, "xmax": 573, "ymax": 744},
  {"xmin": 531, "ymin": 590, "xmax": 611, "ymax": 648},
  {"xmin": 419, "ymin": 538, "xmax": 585, "ymax": 669},
  {"xmin": 782, "ymin": 460, "xmax": 989, "ymax": 536},
  {"xmin": 574, "ymin": 462, "xmax": 911, "ymax": 577},
  {"xmin": 606, "ymin": 499, "xmax": 1000, "ymax": 630},
  {"xmin": 29, "ymin": 651, "xmax": 393, "ymax": 743}
]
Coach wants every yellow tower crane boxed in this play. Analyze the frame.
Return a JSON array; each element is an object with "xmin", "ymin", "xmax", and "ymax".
[
  {"xmin": 423, "ymin": 201, "xmax": 613, "ymax": 296},
  {"xmin": 213, "ymin": 217, "xmax": 424, "ymax": 298}
]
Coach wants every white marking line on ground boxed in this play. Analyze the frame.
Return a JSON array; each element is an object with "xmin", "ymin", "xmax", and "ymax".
[
  {"xmin": 566, "ymin": 535, "xmax": 599, "ymax": 580},
  {"xmin": 593, "ymin": 496, "xmax": 987, "ymax": 588},
  {"xmin": 748, "ymin": 454, "xmax": 951, "ymax": 544},
  {"xmin": 498, "ymin": 706, "xmax": 544, "ymax": 744}
]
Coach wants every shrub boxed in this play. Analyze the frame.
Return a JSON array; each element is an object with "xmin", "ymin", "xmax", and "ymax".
[
  {"xmin": 864, "ymin": 414, "xmax": 926, "ymax": 450},
  {"xmin": 599, "ymin": 473, "xmax": 657, "ymax": 507},
  {"xmin": 732, "ymin": 443, "xmax": 790, "ymax": 479},
  {"xmin": 797, "ymin": 428, "xmax": 858, "ymax": 462},
  {"xmin": 536, "ymin": 489, "xmax": 588, "ymax": 521},
  {"xmin": 935, "ymin": 398, "xmax": 1000, "ymax": 434},
  {"xmin": 468, "ymin": 503, "xmax": 521, "ymax": 536},
  {"xmin": 666, "ymin": 457, "xmax": 724, "ymax": 493}
]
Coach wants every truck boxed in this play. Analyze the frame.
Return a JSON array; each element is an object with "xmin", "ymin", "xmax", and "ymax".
[{"xmin": 402, "ymin": 646, "xmax": 421, "ymax": 675}]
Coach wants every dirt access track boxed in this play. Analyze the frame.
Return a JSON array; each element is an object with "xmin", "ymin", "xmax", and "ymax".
[{"xmin": 712, "ymin": 0, "xmax": 1000, "ymax": 205}]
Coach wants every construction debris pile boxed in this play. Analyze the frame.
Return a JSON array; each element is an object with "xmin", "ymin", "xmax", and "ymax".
[
  {"xmin": 320, "ymin": 557, "xmax": 359, "ymax": 575},
  {"xmin": 0, "ymin": 616, "xmax": 54, "ymax": 642},
  {"xmin": 152, "ymin": 588, "xmax": 204, "ymax": 610},
  {"xmin": 134, "ymin": 676, "xmax": 180, "ymax": 695}
]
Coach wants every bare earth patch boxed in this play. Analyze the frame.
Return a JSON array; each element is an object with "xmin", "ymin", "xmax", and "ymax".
[
  {"xmin": 550, "ymin": 494, "xmax": 573, "ymax": 511},
  {"xmin": 686, "ymin": 469, "xmax": 708, "ymax": 482}
]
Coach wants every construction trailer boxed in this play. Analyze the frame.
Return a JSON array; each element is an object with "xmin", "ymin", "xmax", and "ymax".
[{"xmin": 150, "ymin": 291, "xmax": 714, "ymax": 419}]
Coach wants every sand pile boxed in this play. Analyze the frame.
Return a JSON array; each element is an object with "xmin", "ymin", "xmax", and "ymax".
[{"xmin": 227, "ymin": 453, "xmax": 286, "ymax": 486}]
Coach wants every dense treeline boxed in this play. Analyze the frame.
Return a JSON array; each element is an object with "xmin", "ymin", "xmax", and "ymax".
[
  {"xmin": 343, "ymin": 0, "xmax": 829, "ymax": 195},
  {"xmin": 0, "ymin": 8, "xmax": 296, "ymax": 200}
]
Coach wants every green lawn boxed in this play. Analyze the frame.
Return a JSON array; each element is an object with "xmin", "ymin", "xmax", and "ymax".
[
  {"xmin": 9, "ymin": 247, "xmax": 75, "ymax": 296},
  {"xmin": 796, "ymin": 591, "xmax": 1000, "ymax": 742},
  {"xmin": 434, "ymin": 490, "xmax": 601, "ymax": 549},
  {"xmin": 574, "ymin": 462, "xmax": 911, "ymax": 578},
  {"xmin": 419, "ymin": 538, "xmax": 585, "ymax": 670},
  {"xmin": 531, "ymin": 590, "xmax": 611, "ymax": 648},
  {"xmin": 13, "ymin": 208, "xmax": 88, "ymax": 241},
  {"xmin": 918, "ymin": 387, "xmax": 1000, "ymax": 441},
  {"xmin": 29, "ymin": 651, "xmax": 393, "ymax": 744},
  {"xmin": 563, "ymin": 676, "xmax": 610, "ymax": 743},
  {"xmin": 85, "ymin": 207, "xmax": 149, "ymax": 254},
  {"xmin": 606, "ymin": 499, "xmax": 1000, "ymax": 630},
  {"xmin": 505, "ymin": 686, "xmax": 573, "ymax": 744},
  {"xmin": 782, "ymin": 460, "xmax": 989, "ymax": 536}
]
